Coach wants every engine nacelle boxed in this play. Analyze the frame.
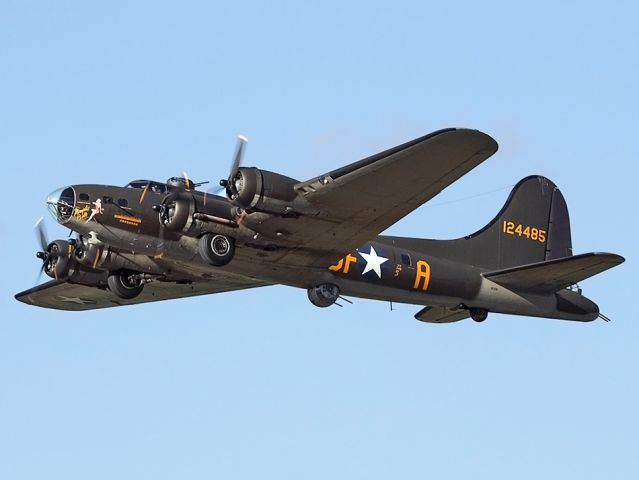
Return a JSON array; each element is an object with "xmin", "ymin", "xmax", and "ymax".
[
  {"xmin": 41, "ymin": 239, "xmax": 106, "ymax": 286},
  {"xmin": 158, "ymin": 191, "xmax": 240, "ymax": 236},
  {"xmin": 158, "ymin": 191, "xmax": 197, "ymax": 232},
  {"xmin": 73, "ymin": 235, "xmax": 165, "ymax": 275},
  {"xmin": 230, "ymin": 167, "xmax": 315, "ymax": 215},
  {"xmin": 67, "ymin": 264, "xmax": 108, "ymax": 287},
  {"xmin": 307, "ymin": 283, "xmax": 340, "ymax": 308},
  {"xmin": 41, "ymin": 240, "xmax": 75, "ymax": 280}
]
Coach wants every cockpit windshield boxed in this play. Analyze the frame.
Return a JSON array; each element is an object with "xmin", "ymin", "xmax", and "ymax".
[
  {"xmin": 125, "ymin": 180, "xmax": 167, "ymax": 194},
  {"xmin": 47, "ymin": 186, "xmax": 76, "ymax": 223}
]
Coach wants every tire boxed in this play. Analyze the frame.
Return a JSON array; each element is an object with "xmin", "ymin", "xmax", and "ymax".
[
  {"xmin": 470, "ymin": 308, "xmax": 488, "ymax": 322},
  {"xmin": 199, "ymin": 233, "xmax": 235, "ymax": 266},
  {"xmin": 107, "ymin": 271, "xmax": 144, "ymax": 299}
]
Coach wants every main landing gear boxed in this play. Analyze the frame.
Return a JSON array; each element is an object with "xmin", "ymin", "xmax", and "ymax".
[
  {"xmin": 470, "ymin": 308, "xmax": 488, "ymax": 322},
  {"xmin": 107, "ymin": 271, "xmax": 144, "ymax": 299},
  {"xmin": 199, "ymin": 233, "xmax": 235, "ymax": 266}
]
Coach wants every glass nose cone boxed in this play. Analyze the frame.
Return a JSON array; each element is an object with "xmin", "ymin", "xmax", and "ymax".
[{"xmin": 46, "ymin": 187, "xmax": 75, "ymax": 223}]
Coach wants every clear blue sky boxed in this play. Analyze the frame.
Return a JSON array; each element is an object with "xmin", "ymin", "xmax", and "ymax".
[{"xmin": 1, "ymin": 1, "xmax": 637, "ymax": 478}]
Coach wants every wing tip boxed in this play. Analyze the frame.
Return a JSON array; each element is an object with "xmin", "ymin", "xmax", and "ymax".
[
  {"xmin": 451, "ymin": 127, "xmax": 499, "ymax": 155},
  {"xmin": 590, "ymin": 252, "xmax": 625, "ymax": 265}
]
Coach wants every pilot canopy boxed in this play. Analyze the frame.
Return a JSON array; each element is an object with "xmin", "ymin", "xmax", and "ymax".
[{"xmin": 125, "ymin": 177, "xmax": 196, "ymax": 193}]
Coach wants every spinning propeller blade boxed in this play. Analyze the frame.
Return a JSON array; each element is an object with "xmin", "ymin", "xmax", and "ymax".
[
  {"xmin": 33, "ymin": 217, "xmax": 50, "ymax": 285},
  {"xmin": 220, "ymin": 135, "xmax": 248, "ymax": 199},
  {"xmin": 34, "ymin": 217, "xmax": 48, "ymax": 252},
  {"xmin": 230, "ymin": 135, "xmax": 248, "ymax": 181}
]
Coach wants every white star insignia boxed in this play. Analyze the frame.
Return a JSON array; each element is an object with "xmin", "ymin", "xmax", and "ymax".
[
  {"xmin": 57, "ymin": 295, "xmax": 95, "ymax": 305},
  {"xmin": 358, "ymin": 245, "xmax": 389, "ymax": 278}
]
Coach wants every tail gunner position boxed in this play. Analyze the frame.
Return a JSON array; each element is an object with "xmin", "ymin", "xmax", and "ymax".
[{"xmin": 16, "ymin": 129, "xmax": 624, "ymax": 323}]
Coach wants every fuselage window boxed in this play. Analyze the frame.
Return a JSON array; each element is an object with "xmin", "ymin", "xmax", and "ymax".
[
  {"xmin": 401, "ymin": 253, "xmax": 412, "ymax": 266},
  {"xmin": 78, "ymin": 193, "xmax": 90, "ymax": 201},
  {"xmin": 102, "ymin": 195, "xmax": 113, "ymax": 204},
  {"xmin": 117, "ymin": 198, "xmax": 129, "ymax": 207}
]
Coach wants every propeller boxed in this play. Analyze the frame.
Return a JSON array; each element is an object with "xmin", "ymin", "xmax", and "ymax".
[
  {"xmin": 219, "ymin": 135, "xmax": 248, "ymax": 200},
  {"xmin": 156, "ymin": 135, "xmax": 248, "ymax": 214},
  {"xmin": 33, "ymin": 217, "xmax": 75, "ymax": 283},
  {"xmin": 33, "ymin": 218, "xmax": 49, "ymax": 284},
  {"xmin": 182, "ymin": 171, "xmax": 192, "ymax": 191},
  {"xmin": 35, "ymin": 217, "xmax": 48, "ymax": 253}
]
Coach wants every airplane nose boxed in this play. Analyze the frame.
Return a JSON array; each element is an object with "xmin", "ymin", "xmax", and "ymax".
[{"xmin": 46, "ymin": 186, "xmax": 76, "ymax": 224}]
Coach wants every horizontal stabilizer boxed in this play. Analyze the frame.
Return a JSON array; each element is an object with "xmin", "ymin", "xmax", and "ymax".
[
  {"xmin": 483, "ymin": 252, "xmax": 624, "ymax": 293},
  {"xmin": 415, "ymin": 305, "xmax": 470, "ymax": 323}
]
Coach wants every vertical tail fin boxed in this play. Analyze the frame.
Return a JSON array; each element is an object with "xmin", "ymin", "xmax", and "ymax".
[
  {"xmin": 466, "ymin": 175, "xmax": 573, "ymax": 269},
  {"xmin": 385, "ymin": 176, "xmax": 573, "ymax": 270}
]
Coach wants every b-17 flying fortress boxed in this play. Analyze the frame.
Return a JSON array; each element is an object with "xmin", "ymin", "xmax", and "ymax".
[{"xmin": 16, "ymin": 128, "xmax": 624, "ymax": 323}]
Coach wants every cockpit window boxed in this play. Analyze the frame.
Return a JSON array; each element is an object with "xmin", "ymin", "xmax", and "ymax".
[
  {"xmin": 125, "ymin": 180, "xmax": 166, "ymax": 193},
  {"xmin": 126, "ymin": 180, "xmax": 148, "ymax": 189}
]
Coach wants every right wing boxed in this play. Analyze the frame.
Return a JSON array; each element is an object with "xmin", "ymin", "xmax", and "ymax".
[
  {"xmin": 267, "ymin": 128, "xmax": 498, "ymax": 267},
  {"xmin": 15, "ymin": 277, "xmax": 270, "ymax": 311}
]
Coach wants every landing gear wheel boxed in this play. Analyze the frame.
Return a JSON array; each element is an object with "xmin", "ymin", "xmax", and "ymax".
[
  {"xmin": 107, "ymin": 271, "xmax": 144, "ymax": 299},
  {"xmin": 199, "ymin": 233, "xmax": 235, "ymax": 266},
  {"xmin": 470, "ymin": 308, "xmax": 488, "ymax": 322}
]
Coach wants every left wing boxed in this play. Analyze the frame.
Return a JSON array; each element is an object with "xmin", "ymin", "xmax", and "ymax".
[{"xmin": 15, "ymin": 277, "xmax": 270, "ymax": 311}]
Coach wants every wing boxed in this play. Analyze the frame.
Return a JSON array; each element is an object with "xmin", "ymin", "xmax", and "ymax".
[
  {"xmin": 271, "ymin": 128, "xmax": 498, "ymax": 267},
  {"xmin": 483, "ymin": 252, "xmax": 625, "ymax": 293},
  {"xmin": 15, "ymin": 277, "xmax": 270, "ymax": 311}
]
